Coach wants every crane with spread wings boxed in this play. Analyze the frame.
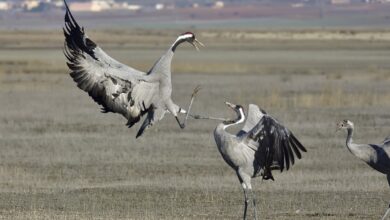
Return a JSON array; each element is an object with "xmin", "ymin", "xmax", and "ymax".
[
  {"xmin": 63, "ymin": 0, "xmax": 203, "ymax": 138},
  {"xmin": 213, "ymin": 102, "xmax": 307, "ymax": 219}
]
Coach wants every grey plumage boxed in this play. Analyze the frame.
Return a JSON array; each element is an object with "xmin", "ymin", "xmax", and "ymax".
[
  {"xmin": 63, "ymin": 0, "xmax": 203, "ymax": 137},
  {"xmin": 337, "ymin": 120, "xmax": 390, "ymax": 220},
  {"xmin": 214, "ymin": 102, "xmax": 307, "ymax": 220}
]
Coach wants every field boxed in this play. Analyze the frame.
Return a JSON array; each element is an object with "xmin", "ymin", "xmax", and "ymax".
[{"xmin": 0, "ymin": 29, "xmax": 390, "ymax": 219}]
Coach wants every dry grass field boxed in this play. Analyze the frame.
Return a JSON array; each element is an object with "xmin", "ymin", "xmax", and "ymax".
[{"xmin": 0, "ymin": 29, "xmax": 390, "ymax": 219}]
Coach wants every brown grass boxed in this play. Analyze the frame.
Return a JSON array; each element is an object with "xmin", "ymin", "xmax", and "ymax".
[
  {"xmin": 1, "ymin": 29, "xmax": 390, "ymax": 75},
  {"xmin": 0, "ymin": 29, "xmax": 389, "ymax": 219}
]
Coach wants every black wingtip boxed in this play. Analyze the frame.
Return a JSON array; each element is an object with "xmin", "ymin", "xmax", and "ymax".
[
  {"xmin": 63, "ymin": 0, "xmax": 69, "ymax": 10},
  {"xmin": 291, "ymin": 134, "xmax": 307, "ymax": 152},
  {"xmin": 63, "ymin": 0, "xmax": 79, "ymax": 31},
  {"xmin": 63, "ymin": 0, "xmax": 73, "ymax": 22},
  {"xmin": 136, "ymin": 129, "xmax": 143, "ymax": 138},
  {"xmin": 63, "ymin": 1, "xmax": 99, "ymax": 61},
  {"xmin": 136, "ymin": 120, "xmax": 148, "ymax": 138}
]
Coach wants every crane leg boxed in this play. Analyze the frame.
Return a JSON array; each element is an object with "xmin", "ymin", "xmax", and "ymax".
[
  {"xmin": 181, "ymin": 85, "xmax": 201, "ymax": 128},
  {"xmin": 175, "ymin": 116, "xmax": 185, "ymax": 129},
  {"xmin": 250, "ymin": 189, "xmax": 258, "ymax": 220},
  {"xmin": 383, "ymin": 175, "xmax": 390, "ymax": 220},
  {"xmin": 238, "ymin": 171, "xmax": 254, "ymax": 220},
  {"xmin": 381, "ymin": 204, "xmax": 390, "ymax": 220},
  {"xmin": 242, "ymin": 184, "xmax": 249, "ymax": 220}
]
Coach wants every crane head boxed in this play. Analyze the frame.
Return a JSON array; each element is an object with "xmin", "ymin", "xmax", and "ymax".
[
  {"xmin": 336, "ymin": 119, "xmax": 354, "ymax": 132},
  {"xmin": 224, "ymin": 102, "xmax": 245, "ymax": 124},
  {"xmin": 178, "ymin": 32, "xmax": 205, "ymax": 51}
]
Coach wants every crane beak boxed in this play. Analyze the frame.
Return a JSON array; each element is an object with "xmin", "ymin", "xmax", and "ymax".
[
  {"xmin": 225, "ymin": 101, "xmax": 236, "ymax": 109},
  {"xmin": 191, "ymin": 38, "xmax": 205, "ymax": 51},
  {"xmin": 195, "ymin": 38, "xmax": 205, "ymax": 47},
  {"xmin": 335, "ymin": 123, "xmax": 342, "ymax": 133}
]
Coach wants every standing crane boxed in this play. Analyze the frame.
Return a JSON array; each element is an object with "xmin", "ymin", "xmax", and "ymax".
[
  {"xmin": 212, "ymin": 102, "xmax": 307, "ymax": 220},
  {"xmin": 337, "ymin": 120, "xmax": 390, "ymax": 220},
  {"xmin": 63, "ymin": 0, "xmax": 204, "ymax": 138}
]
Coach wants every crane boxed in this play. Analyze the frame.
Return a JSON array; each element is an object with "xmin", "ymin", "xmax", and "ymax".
[
  {"xmin": 63, "ymin": 0, "xmax": 204, "ymax": 138},
  {"xmin": 337, "ymin": 120, "xmax": 390, "ymax": 220},
  {"xmin": 212, "ymin": 102, "xmax": 307, "ymax": 219}
]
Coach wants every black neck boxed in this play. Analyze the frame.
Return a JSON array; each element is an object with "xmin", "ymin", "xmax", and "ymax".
[
  {"xmin": 223, "ymin": 110, "xmax": 244, "ymax": 126},
  {"xmin": 346, "ymin": 127, "xmax": 354, "ymax": 145},
  {"xmin": 171, "ymin": 38, "xmax": 187, "ymax": 52}
]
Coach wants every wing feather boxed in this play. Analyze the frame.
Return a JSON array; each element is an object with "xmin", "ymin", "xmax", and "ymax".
[
  {"xmin": 285, "ymin": 140, "xmax": 295, "ymax": 165},
  {"xmin": 245, "ymin": 113, "xmax": 307, "ymax": 180},
  {"xmin": 63, "ymin": 0, "xmax": 158, "ymax": 126},
  {"xmin": 282, "ymin": 139, "xmax": 290, "ymax": 170}
]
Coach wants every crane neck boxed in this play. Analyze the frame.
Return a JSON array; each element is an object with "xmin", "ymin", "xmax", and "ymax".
[
  {"xmin": 217, "ymin": 108, "xmax": 246, "ymax": 132},
  {"xmin": 346, "ymin": 127, "xmax": 354, "ymax": 147},
  {"xmin": 171, "ymin": 36, "xmax": 188, "ymax": 52},
  {"xmin": 345, "ymin": 127, "xmax": 358, "ymax": 155},
  {"xmin": 344, "ymin": 126, "xmax": 372, "ymax": 163},
  {"xmin": 147, "ymin": 49, "xmax": 174, "ymax": 82}
]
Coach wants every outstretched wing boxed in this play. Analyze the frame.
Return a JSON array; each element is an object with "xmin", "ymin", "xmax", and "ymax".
[
  {"xmin": 237, "ymin": 104, "xmax": 265, "ymax": 137},
  {"xmin": 244, "ymin": 113, "xmax": 306, "ymax": 180},
  {"xmin": 63, "ymin": 1, "xmax": 158, "ymax": 127}
]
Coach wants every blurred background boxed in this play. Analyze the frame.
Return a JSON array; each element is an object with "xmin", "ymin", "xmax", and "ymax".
[{"xmin": 0, "ymin": 0, "xmax": 390, "ymax": 219}]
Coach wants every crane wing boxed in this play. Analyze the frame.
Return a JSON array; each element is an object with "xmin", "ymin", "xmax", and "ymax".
[
  {"xmin": 237, "ymin": 104, "xmax": 265, "ymax": 137},
  {"xmin": 244, "ymin": 114, "xmax": 306, "ymax": 180},
  {"xmin": 63, "ymin": 1, "xmax": 158, "ymax": 127}
]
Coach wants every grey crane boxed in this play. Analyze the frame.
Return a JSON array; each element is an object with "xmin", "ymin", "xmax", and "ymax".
[
  {"xmin": 63, "ymin": 0, "xmax": 204, "ymax": 138},
  {"xmin": 337, "ymin": 120, "xmax": 390, "ymax": 220},
  {"xmin": 212, "ymin": 102, "xmax": 307, "ymax": 220}
]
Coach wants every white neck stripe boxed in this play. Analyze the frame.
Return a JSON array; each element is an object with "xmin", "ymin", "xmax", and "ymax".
[
  {"xmin": 223, "ymin": 108, "xmax": 245, "ymax": 130},
  {"xmin": 173, "ymin": 34, "xmax": 192, "ymax": 45},
  {"xmin": 237, "ymin": 108, "xmax": 245, "ymax": 124},
  {"xmin": 171, "ymin": 34, "xmax": 193, "ymax": 51}
]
